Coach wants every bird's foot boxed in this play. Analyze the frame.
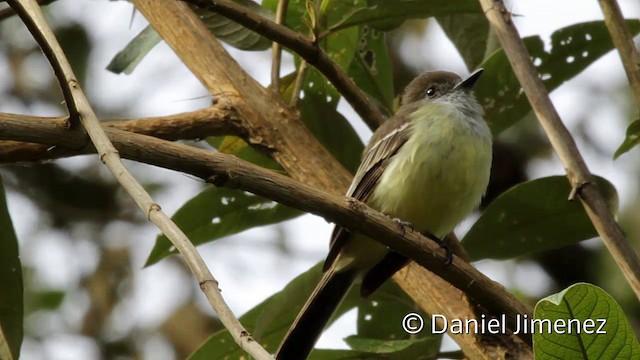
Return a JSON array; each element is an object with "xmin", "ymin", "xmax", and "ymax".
[
  {"xmin": 422, "ymin": 231, "xmax": 453, "ymax": 266},
  {"xmin": 392, "ymin": 218, "xmax": 414, "ymax": 236}
]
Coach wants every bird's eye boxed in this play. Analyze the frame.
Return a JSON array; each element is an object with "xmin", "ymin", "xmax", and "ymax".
[{"xmin": 426, "ymin": 87, "xmax": 436, "ymax": 98}]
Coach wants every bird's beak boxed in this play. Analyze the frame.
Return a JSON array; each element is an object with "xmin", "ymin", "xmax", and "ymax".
[{"xmin": 454, "ymin": 68, "xmax": 484, "ymax": 91}]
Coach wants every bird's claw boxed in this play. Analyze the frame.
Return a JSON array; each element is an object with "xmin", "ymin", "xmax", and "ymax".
[
  {"xmin": 422, "ymin": 231, "xmax": 453, "ymax": 266},
  {"xmin": 392, "ymin": 218, "xmax": 414, "ymax": 235}
]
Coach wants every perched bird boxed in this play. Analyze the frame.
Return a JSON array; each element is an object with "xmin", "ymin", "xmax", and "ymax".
[{"xmin": 276, "ymin": 69, "xmax": 492, "ymax": 360}]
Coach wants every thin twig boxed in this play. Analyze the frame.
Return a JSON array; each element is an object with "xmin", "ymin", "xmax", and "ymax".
[
  {"xmin": 598, "ymin": 0, "xmax": 640, "ymax": 108},
  {"xmin": 270, "ymin": 0, "xmax": 288, "ymax": 92},
  {"xmin": 186, "ymin": 0, "xmax": 386, "ymax": 130},
  {"xmin": 5, "ymin": 1, "xmax": 271, "ymax": 358},
  {"xmin": 290, "ymin": 60, "xmax": 308, "ymax": 106},
  {"xmin": 479, "ymin": 0, "xmax": 640, "ymax": 299},
  {"xmin": 0, "ymin": 117, "xmax": 535, "ymax": 345}
]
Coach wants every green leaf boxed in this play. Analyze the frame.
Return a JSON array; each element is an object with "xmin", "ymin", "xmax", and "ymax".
[
  {"xmin": 437, "ymin": 14, "xmax": 490, "ymax": 70},
  {"xmin": 476, "ymin": 20, "xmax": 640, "ymax": 134},
  {"xmin": 188, "ymin": 263, "xmax": 362, "ymax": 359},
  {"xmin": 207, "ymin": 135, "xmax": 282, "ymax": 170},
  {"xmin": 614, "ymin": 119, "xmax": 640, "ymax": 159},
  {"xmin": 330, "ymin": 0, "xmax": 481, "ymax": 32},
  {"xmin": 263, "ymin": 0, "xmax": 309, "ymax": 34},
  {"xmin": 348, "ymin": 25, "xmax": 395, "ymax": 114},
  {"xmin": 344, "ymin": 337, "xmax": 439, "ymax": 358},
  {"xmin": 106, "ymin": 26, "xmax": 162, "ymax": 75},
  {"xmin": 108, "ymin": 0, "xmax": 272, "ymax": 74},
  {"xmin": 534, "ymin": 283, "xmax": 640, "ymax": 360},
  {"xmin": 145, "ymin": 186, "xmax": 300, "ymax": 266},
  {"xmin": 462, "ymin": 176, "xmax": 618, "ymax": 261},
  {"xmin": 0, "ymin": 175, "xmax": 22, "ymax": 360}
]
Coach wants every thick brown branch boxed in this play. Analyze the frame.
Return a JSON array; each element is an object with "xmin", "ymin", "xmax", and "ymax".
[
  {"xmin": 480, "ymin": 0, "xmax": 640, "ymax": 298},
  {"xmin": 185, "ymin": 0, "xmax": 386, "ymax": 130},
  {"xmin": 0, "ymin": 118, "xmax": 533, "ymax": 345},
  {"xmin": 0, "ymin": 106, "xmax": 243, "ymax": 163},
  {"xmin": 598, "ymin": 0, "xmax": 640, "ymax": 108},
  {"xmin": 133, "ymin": 0, "xmax": 351, "ymax": 195}
]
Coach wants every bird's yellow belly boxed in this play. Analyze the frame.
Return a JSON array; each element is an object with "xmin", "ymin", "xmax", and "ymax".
[{"xmin": 369, "ymin": 116, "xmax": 491, "ymax": 238}]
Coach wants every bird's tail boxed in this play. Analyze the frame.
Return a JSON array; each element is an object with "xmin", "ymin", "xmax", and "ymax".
[{"xmin": 275, "ymin": 267, "xmax": 357, "ymax": 360}]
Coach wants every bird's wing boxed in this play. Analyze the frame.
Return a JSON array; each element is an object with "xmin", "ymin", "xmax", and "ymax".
[{"xmin": 323, "ymin": 119, "xmax": 412, "ymax": 271}]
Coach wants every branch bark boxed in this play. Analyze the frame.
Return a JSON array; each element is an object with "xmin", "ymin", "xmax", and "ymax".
[
  {"xmin": 6, "ymin": 1, "xmax": 271, "ymax": 358},
  {"xmin": 0, "ymin": 117, "xmax": 534, "ymax": 346},
  {"xmin": 479, "ymin": 0, "xmax": 640, "ymax": 299},
  {"xmin": 598, "ymin": 0, "xmax": 640, "ymax": 108},
  {"xmin": 133, "ymin": 1, "xmax": 531, "ymax": 357},
  {"xmin": 0, "ymin": 105, "xmax": 242, "ymax": 163},
  {"xmin": 186, "ymin": 0, "xmax": 386, "ymax": 130}
]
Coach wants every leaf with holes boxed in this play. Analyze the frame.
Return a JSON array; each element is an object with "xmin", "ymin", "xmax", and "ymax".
[
  {"xmin": 145, "ymin": 186, "xmax": 300, "ymax": 266},
  {"xmin": 476, "ymin": 20, "xmax": 640, "ymax": 134},
  {"xmin": 108, "ymin": 0, "xmax": 272, "ymax": 74},
  {"xmin": 0, "ymin": 175, "xmax": 22, "ymax": 360},
  {"xmin": 348, "ymin": 25, "xmax": 395, "ymax": 114},
  {"xmin": 461, "ymin": 176, "xmax": 618, "ymax": 261},
  {"xmin": 614, "ymin": 119, "xmax": 640, "ymax": 159},
  {"xmin": 534, "ymin": 283, "xmax": 640, "ymax": 360}
]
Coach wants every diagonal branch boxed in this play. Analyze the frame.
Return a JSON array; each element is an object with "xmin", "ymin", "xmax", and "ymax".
[
  {"xmin": 5, "ymin": 1, "xmax": 271, "ymax": 358},
  {"xmin": 598, "ymin": 0, "xmax": 640, "ymax": 108},
  {"xmin": 479, "ymin": 0, "xmax": 640, "ymax": 299},
  {"xmin": 185, "ymin": 0, "xmax": 386, "ymax": 130},
  {"xmin": 0, "ymin": 117, "xmax": 534, "ymax": 345}
]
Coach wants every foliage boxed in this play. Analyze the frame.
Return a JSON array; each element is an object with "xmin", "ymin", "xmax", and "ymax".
[
  {"xmin": 534, "ymin": 283, "xmax": 640, "ymax": 359},
  {"xmin": 2, "ymin": 0, "xmax": 639, "ymax": 359}
]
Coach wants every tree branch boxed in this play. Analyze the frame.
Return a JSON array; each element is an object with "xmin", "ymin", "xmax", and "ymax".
[
  {"xmin": 185, "ymin": 0, "xmax": 386, "ymax": 130},
  {"xmin": 598, "ymin": 0, "xmax": 640, "ymax": 108},
  {"xmin": 0, "ymin": 117, "xmax": 534, "ymax": 345},
  {"xmin": 5, "ymin": 1, "xmax": 271, "ymax": 358},
  {"xmin": 132, "ymin": 0, "xmax": 352, "ymax": 195},
  {"xmin": 0, "ymin": 105, "xmax": 243, "ymax": 163},
  {"xmin": 479, "ymin": 0, "xmax": 640, "ymax": 299}
]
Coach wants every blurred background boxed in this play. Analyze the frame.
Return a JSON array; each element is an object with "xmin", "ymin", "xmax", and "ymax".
[{"xmin": 1, "ymin": 0, "xmax": 640, "ymax": 359}]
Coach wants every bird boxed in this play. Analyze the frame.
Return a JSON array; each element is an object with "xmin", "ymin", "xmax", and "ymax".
[{"xmin": 275, "ymin": 69, "xmax": 492, "ymax": 360}]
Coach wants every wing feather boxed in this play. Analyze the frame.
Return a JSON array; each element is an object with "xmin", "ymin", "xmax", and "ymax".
[{"xmin": 323, "ymin": 119, "xmax": 412, "ymax": 271}]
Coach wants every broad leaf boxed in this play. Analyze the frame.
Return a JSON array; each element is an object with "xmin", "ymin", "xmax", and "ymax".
[
  {"xmin": 108, "ymin": 0, "xmax": 272, "ymax": 74},
  {"xmin": 330, "ymin": 0, "xmax": 480, "ymax": 32},
  {"xmin": 0, "ymin": 175, "xmax": 22, "ymax": 360},
  {"xmin": 534, "ymin": 283, "xmax": 640, "ymax": 359},
  {"xmin": 614, "ymin": 119, "xmax": 640, "ymax": 159},
  {"xmin": 476, "ymin": 20, "xmax": 640, "ymax": 134},
  {"xmin": 145, "ymin": 186, "xmax": 300, "ymax": 266},
  {"xmin": 462, "ymin": 176, "xmax": 618, "ymax": 261}
]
